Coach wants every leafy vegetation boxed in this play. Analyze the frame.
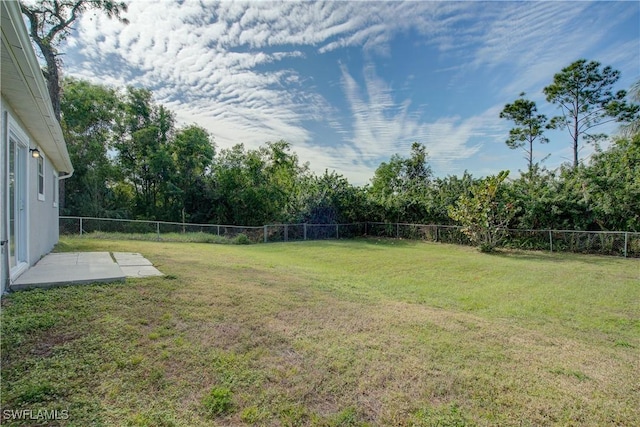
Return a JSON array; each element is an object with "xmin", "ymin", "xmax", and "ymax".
[
  {"xmin": 499, "ymin": 92, "xmax": 549, "ymax": 175},
  {"xmin": 448, "ymin": 170, "xmax": 516, "ymax": 252},
  {"xmin": 77, "ymin": 231, "xmax": 256, "ymax": 244},
  {"xmin": 20, "ymin": 0, "xmax": 128, "ymax": 121},
  {"xmin": 543, "ymin": 59, "xmax": 639, "ymax": 168},
  {"xmin": 16, "ymin": 1, "xmax": 640, "ymax": 247},
  {"xmin": 57, "ymin": 66, "xmax": 639, "ymax": 253},
  {"xmin": 1, "ymin": 237, "xmax": 638, "ymax": 425}
]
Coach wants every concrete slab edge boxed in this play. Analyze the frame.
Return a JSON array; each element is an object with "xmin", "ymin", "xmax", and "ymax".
[{"xmin": 10, "ymin": 276, "xmax": 126, "ymax": 292}]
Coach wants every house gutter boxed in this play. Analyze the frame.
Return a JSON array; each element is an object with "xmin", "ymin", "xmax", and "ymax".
[{"xmin": 58, "ymin": 170, "xmax": 74, "ymax": 180}]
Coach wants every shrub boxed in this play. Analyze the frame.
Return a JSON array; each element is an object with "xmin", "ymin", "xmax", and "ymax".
[
  {"xmin": 448, "ymin": 171, "xmax": 517, "ymax": 252},
  {"xmin": 233, "ymin": 233, "xmax": 251, "ymax": 245}
]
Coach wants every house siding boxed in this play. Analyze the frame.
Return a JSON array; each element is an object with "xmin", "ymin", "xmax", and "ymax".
[
  {"xmin": 1, "ymin": 97, "xmax": 60, "ymax": 288},
  {"xmin": 1, "ymin": 0, "xmax": 72, "ymax": 292},
  {"xmin": 28, "ymin": 145, "xmax": 60, "ymax": 266}
]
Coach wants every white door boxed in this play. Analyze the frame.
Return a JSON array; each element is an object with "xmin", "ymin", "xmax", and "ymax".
[{"xmin": 8, "ymin": 132, "xmax": 27, "ymax": 276}]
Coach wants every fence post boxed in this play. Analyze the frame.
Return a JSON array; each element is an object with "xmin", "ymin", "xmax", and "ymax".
[
  {"xmin": 304, "ymin": 223, "xmax": 307, "ymax": 241},
  {"xmin": 336, "ymin": 224, "xmax": 339, "ymax": 239},
  {"xmin": 284, "ymin": 224, "xmax": 288, "ymax": 242},
  {"xmin": 396, "ymin": 223, "xmax": 399, "ymax": 238},
  {"xmin": 79, "ymin": 217, "xmax": 83, "ymax": 236},
  {"xmin": 365, "ymin": 222, "xmax": 368, "ymax": 236},
  {"xmin": 156, "ymin": 222, "xmax": 160, "ymax": 240},
  {"xmin": 549, "ymin": 230, "xmax": 553, "ymax": 252},
  {"xmin": 264, "ymin": 225, "xmax": 267, "ymax": 243},
  {"xmin": 435, "ymin": 225, "xmax": 439, "ymax": 242},
  {"xmin": 624, "ymin": 232, "xmax": 628, "ymax": 258}
]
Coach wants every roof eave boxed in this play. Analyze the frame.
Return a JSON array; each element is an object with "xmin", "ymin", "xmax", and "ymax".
[{"xmin": 1, "ymin": 1, "xmax": 73, "ymax": 176}]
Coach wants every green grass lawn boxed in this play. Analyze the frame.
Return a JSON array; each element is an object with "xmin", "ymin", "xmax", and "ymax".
[{"xmin": 1, "ymin": 237, "xmax": 638, "ymax": 426}]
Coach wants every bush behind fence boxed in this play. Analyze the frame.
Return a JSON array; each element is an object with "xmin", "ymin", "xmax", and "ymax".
[{"xmin": 59, "ymin": 217, "xmax": 639, "ymax": 258}]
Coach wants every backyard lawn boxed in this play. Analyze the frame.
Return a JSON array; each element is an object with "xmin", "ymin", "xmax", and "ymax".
[{"xmin": 1, "ymin": 237, "xmax": 638, "ymax": 426}]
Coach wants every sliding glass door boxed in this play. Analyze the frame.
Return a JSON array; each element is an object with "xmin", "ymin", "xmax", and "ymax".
[{"xmin": 8, "ymin": 133, "xmax": 27, "ymax": 272}]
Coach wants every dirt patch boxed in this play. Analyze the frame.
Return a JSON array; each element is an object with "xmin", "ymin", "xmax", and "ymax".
[{"xmin": 30, "ymin": 331, "xmax": 79, "ymax": 357}]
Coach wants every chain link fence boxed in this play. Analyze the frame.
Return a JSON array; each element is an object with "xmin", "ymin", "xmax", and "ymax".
[
  {"xmin": 365, "ymin": 222, "xmax": 471, "ymax": 245},
  {"xmin": 492, "ymin": 228, "xmax": 636, "ymax": 257},
  {"xmin": 263, "ymin": 223, "xmax": 366, "ymax": 242},
  {"xmin": 60, "ymin": 217, "xmax": 639, "ymax": 258},
  {"xmin": 59, "ymin": 216, "xmax": 264, "ymax": 243}
]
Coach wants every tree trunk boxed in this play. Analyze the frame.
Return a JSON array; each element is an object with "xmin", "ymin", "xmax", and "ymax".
[
  {"xmin": 41, "ymin": 48, "xmax": 66, "ymax": 209},
  {"xmin": 43, "ymin": 49, "xmax": 62, "ymax": 122},
  {"xmin": 20, "ymin": 1, "xmax": 129, "ymax": 211},
  {"xmin": 573, "ymin": 121, "xmax": 579, "ymax": 168},
  {"xmin": 528, "ymin": 138, "xmax": 533, "ymax": 175},
  {"xmin": 573, "ymin": 97, "xmax": 580, "ymax": 169}
]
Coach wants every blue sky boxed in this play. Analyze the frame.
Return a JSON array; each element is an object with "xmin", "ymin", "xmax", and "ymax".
[{"xmin": 62, "ymin": 0, "xmax": 639, "ymax": 185}]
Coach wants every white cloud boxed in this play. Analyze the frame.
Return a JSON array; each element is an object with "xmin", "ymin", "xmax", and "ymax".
[
  {"xmin": 463, "ymin": 2, "xmax": 637, "ymax": 97},
  {"xmin": 60, "ymin": 0, "xmax": 638, "ymax": 185},
  {"xmin": 337, "ymin": 63, "xmax": 491, "ymax": 180}
]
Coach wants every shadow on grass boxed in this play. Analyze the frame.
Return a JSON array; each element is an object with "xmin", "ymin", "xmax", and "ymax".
[
  {"xmin": 279, "ymin": 237, "xmax": 419, "ymax": 250},
  {"xmin": 337, "ymin": 237, "xmax": 633, "ymax": 265},
  {"xmin": 487, "ymin": 247, "xmax": 630, "ymax": 265},
  {"xmin": 340, "ymin": 237, "xmax": 423, "ymax": 249}
]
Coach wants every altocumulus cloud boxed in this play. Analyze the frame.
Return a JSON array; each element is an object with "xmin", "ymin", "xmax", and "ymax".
[{"xmin": 63, "ymin": 0, "xmax": 639, "ymax": 184}]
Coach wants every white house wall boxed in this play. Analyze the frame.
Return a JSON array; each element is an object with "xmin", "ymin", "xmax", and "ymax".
[
  {"xmin": 2, "ymin": 0, "xmax": 72, "ymax": 291},
  {"xmin": 1, "ymin": 96, "xmax": 60, "ymax": 282},
  {"xmin": 26, "ymin": 138, "xmax": 60, "ymax": 266}
]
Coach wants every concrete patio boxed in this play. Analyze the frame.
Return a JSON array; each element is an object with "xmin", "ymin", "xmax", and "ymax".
[{"xmin": 10, "ymin": 252, "xmax": 163, "ymax": 291}]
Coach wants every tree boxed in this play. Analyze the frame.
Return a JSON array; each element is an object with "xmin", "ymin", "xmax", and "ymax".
[
  {"xmin": 505, "ymin": 166, "xmax": 586, "ymax": 231},
  {"xmin": 403, "ymin": 142, "xmax": 432, "ymax": 185},
  {"xmin": 171, "ymin": 125, "xmax": 215, "ymax": 223},
  {"xmin": 114, "ymin": 87, "xmax": 177, "ymax": 219},
  {"xmin": 60, "ymin": 77, "xmax": 125, "ymax": 217},
  {"xmin": 448, "ymin": 170, "xmax": 517, "ymax": 252},
  {"xmin": 261, "ymin": 140, "xmax": 307, "ymax": 222},
  {"xmin": 499, "ymin": 93, "xmax": 549, "ymax": 174},
  {"xmin": 429, "ymin": 172, "xmax": 476, "ymax": 225},
  {"xmin": 369, "ymin": 153, "xmax": 405, "ymax": 221},
  {"xmin": 297, "ymin": 170, "xmax": 366, "ymax": 224},
  {"xmin": 543, "ymin": 59, "xmax": 639, "ymax": 168},
  {"xmin": 210, "ymin": 141, "xmax": 307, "ymax": 225},
  {"xmin": 369, "ymin": 142, "xmax": 432, "ymax": 222},
  {"xmin": 577, "ymin": 135, "xmax": 640, "ymax": 231},
  {"xmin": 370, "ymin": 142, "xmax": 431, "ymax": 196},
  {"xmin": 20, "ymin": 0, "xmax": 128, "ymax": 122}
]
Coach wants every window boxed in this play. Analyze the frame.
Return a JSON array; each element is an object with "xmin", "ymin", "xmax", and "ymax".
[
  {"xmin": 52, "ymin": 172, "xmax": 58, "ymax": 208},
  {"xmin": 37, "ymin": 155, "xmax": 45, "ymax": 201}
]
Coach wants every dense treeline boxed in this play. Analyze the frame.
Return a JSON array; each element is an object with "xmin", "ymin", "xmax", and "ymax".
[{"xmin": 60, "ymin": 65, "xmax": 639, "ymax": 233}]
